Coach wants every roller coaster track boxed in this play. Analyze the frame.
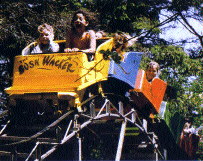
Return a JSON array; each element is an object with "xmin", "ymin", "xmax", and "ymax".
[{"xmin": 0, "ymin": 97, "xmax": 166, "ymax": 161}]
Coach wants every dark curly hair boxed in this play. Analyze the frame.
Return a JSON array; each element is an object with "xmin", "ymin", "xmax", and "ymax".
[{"xmin": 70, "ymin": 9, "xmax": 98, "ymax": 30}]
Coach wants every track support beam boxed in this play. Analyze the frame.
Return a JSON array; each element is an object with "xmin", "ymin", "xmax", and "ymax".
[{"xmin": 115, "ymin": 121, "xmax": 127, "ymax": 161}]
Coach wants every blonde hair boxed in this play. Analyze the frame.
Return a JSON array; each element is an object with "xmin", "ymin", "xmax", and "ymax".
[
  {"xmin": 38, "ymin": 23, "xmax": 54, "ymax": 41},
  {"xmin": 38, "ymin": 23, "xmax": 54, "ymax": 34},
  {"xmin": 147, "ymin": 61, "xmax": 160, "ymax": 71}
]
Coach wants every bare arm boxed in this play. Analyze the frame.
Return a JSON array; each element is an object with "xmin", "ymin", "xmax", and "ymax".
[
  {"xmin": 64, "ymin": 28, "xmax": 74, "ymax": 52},
  {"xmin": 82, "ymin": 30, "xmax": 96, "ymax": 53}
]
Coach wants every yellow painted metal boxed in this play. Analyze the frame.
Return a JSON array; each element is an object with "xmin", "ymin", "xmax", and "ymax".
[
  {"xmin": 95, "ymin": 38, "xmax": 125, "ymax": 60},
  {"xmin": 5, "ymin": 39, "xmax": 113, "ymax": 95}
]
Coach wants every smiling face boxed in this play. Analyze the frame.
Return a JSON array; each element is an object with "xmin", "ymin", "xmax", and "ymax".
[
  {"xmin": 37, "ymin": 24, "xmax": 54, "ymax": 44},
  {"xmin": 146, "ymin": 67, "xmax": 158, "ymax": 81},
  {"xmin": 146, "ymin": 62, "xmax": 159, "ymax": 81},
  {"xmin": 38, "ymin": 29, "xmax": 54, "ymax": 44},
  {"xmin": 73, "ymin": 13, "xmax": 89, "ymax": 29}
]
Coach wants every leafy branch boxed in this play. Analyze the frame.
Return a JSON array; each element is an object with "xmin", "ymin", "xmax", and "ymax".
[{"xmin": 99, "ymin": 50, "xmax": 122, "ymax": 64}]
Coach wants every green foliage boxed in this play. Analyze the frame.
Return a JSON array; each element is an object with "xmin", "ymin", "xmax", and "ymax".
[
  {"xmin": 170, "ymin": 0, "xmax": 202, "ymax": 12},
  {"xmin": 135, "ymin": 44, "xmax": 203, "ymax": 127},
  {"xmin": 170, "ymin": 0, "xmax": 193, "ymax": 11},
  {"xmin": 129, "ymin": 42, "xmax": 202, "ymax": 128},
  {"xmin": 0, "ymin": 0, "xmax": 203, "ymax": 149},
  {"xmin": 186, "ymin": 76, "xmax": 203, "ymax": 126},
  {"xmin": 132, "ymin": 17, "xmax": 161, "ymax": 34},
  {"xmin": 99, "ymin": 50, "xmax": 122, "ymax": 64},
  {"xmin": 150, "ymin": 45, "xmax": 202, "ymax": 80},
  {"xmin": 164, "ymin": 111, "xmax": 184, "ymax": 142},
  {"xmin": 0, "ymin": 55, "xmax": 10, "ymax": 110},
  {"xmin": 82, "ymin": 0, "xmax": 167, "ymax": 35},
  {"xmin": 0, "ymin": 1, "xmax": 75, "ymax": 58}
]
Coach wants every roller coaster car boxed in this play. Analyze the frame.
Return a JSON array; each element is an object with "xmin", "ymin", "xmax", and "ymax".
[
  {"xmin": 130, "ymin": 70, "xmax": 167, "ymax": 114},
  {"xmin": 5, "ymin": 38, "xmax": 167, "ymax": 124}
]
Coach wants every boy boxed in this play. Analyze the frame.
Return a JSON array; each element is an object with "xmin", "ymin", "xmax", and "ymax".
[
  {"xmin": 64, "ymin": 9, "xmax": 96, "ymax": 53},
  {"xmin": 22, "ymin": 23, "xmax": 59, "ymax": 55},
  {"xmin": 145, "ymin": 61, "xmax": 160, "ymax": 82}
]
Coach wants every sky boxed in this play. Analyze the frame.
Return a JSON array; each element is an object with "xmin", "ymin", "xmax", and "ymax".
[
  {"xmin": 159, "ymin": 9, "xmax": 203, "ymax": 52},
  {"xmin": 159, "ymin": 9, "xmax": 202, "ymax": 83}
]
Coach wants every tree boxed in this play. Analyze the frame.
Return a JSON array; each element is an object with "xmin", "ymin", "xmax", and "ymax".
[
  {"xmin": 162, "ymin": 0, "xmax": 203, "ymax": 58},
  {"xmin": 0, "ymin": 0, "xmax": 202, "ymax": 148}
]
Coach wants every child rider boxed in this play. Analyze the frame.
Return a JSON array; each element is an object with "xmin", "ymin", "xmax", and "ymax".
[{"xmin": 64, "ymin": 9, "xmax": 96, "ymax": 53}]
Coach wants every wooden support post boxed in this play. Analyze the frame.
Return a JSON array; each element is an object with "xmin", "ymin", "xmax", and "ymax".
[
  {"xmin": 36, "ymin": 144, "xmax": 41, "ymax": 161},
  {"xmin": 164, "ymin": 149, "xmax": 167, "ymax": 160},
  {"xmin": 73, "ymin": 114, "xmax": 79, "ymax": 130},
  {"xmin": 155, "ymin": 150, "xmax": 158, "ymax": 161},
  {"xmin": 143, "ymin": 119, "xmax": 147, "ymax": 132},
  {"xmin": 11, "ymin": 146, "xmax": 17, "ymax": 161},
  {"xmin": 90, "ymin": 99, "xmax": 96, "ymax": 117},
  {"xmin": 56, "ymin": 126, "xmax": 62, "ymax": 143},
  {"xmin": 152, "ymin": 133, "xmax": 159, "ymax": 161},
  {"xmin": 131, "ymin": 110, "xmax": 136, "ymax": 123},
  {"xmin": 115, "ymin": 121, "xmax": 127, "ymax": 161},
  {"xmin": 78, "ymin": 135, "xmax": 82, "ymax": 161},
  {"xmin": 73, "ymin": 114, "xmax": 82, "ymax": 161},
  {"xmin": 106, "ymin": 100, "xmax": 110, "ymax": 113},
  {"xmin": 118, "ymin": 101, "xmax": 123, "ymax": 115},
  {"xmin": 73, "ymin": 134, "xmax": 82, "ymax": 161}
]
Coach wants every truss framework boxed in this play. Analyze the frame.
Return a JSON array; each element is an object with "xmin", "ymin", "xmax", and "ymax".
[{"xmin": 0, "ymin": 97, "xmax": 166, "ymax": 161}]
